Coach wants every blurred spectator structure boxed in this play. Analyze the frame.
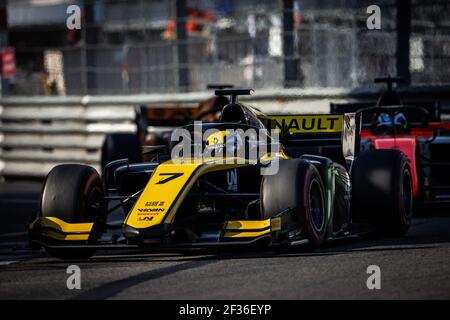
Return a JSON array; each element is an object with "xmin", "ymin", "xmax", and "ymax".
[{"xmin": 2, "ymin": 0, "xmax": 450, "ymax": 95}]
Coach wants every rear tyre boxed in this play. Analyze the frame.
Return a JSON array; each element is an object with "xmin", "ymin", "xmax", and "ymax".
[
  {"xmin": 261, "ymin": 159, "xmax": 327, "ymax": 249},
  {"xmin": 101, "ymin": 133, "xmax": 142, "ymax": 172},
  {"xmin": 352, "ymin": 149, "xmax": 413, "ymax": 236},
  {"xmin": 41, "ymin": 164, "xmax": 105, "ymax": 259}
]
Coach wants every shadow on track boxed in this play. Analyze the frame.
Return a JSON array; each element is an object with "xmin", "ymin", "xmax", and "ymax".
[{"xmin": 71, "ymin": 259, "xmax": 218, "ymax": 300}]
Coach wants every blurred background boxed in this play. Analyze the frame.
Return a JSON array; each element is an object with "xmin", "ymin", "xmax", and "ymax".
[
  {"xmin": 0, "ymin": 0, "xmax": 449, "ymax": 96},
  {"xmin": 0, "ymin": 0, "xmax": 450, "ymax": 178}
]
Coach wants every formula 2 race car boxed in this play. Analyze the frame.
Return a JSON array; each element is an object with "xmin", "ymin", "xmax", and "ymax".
[
  {"xmin": 331, "ymin": 77, "xmax": 450, "ymax": 208},
  {"xmin": 29, "ymin": 89, "xmax": 413, "ymax": 259}
]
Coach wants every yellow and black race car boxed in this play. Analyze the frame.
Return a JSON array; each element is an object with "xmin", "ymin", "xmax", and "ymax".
[{"xmin": 29, "ymin": 89, "xmax": 414, "ymax": 259}]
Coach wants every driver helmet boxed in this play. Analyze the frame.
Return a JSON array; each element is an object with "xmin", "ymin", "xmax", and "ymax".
[
  {"xmin": 205, "ymin": 130, "xmax": 245, "ymax": 157},
  {"xmin": 393, "ymin": 112, "xmax": 408, "ymax": 132},
  {"xmin": 374, "ymin": 112, "xmax": 392, "ymax": 134},
  {"xmin": 374, "ymin": 112, "xmax": 408, "ymax": 134}
]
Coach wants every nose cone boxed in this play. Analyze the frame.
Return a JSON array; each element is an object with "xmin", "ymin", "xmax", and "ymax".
[{"xmin": 122, "ymin": 223, "xmax": 170, "ymax": 242}]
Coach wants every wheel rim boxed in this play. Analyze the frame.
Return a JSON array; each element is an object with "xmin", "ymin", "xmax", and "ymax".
[
  {"xmin": 308, "ymin": 178, "xmax": 325, "ymax": 232},
  {"xmin": 402, "ymin": 169, "xmax": 413, "ymax": 220}
]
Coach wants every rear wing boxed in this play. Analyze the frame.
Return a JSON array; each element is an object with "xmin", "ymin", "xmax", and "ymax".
[
  {"xmin": 259, "ymin": 114, "xmax": 343, "ymax": 134},
  {"xmin": 137, "ymin": 105, "xmax": 196, "ymax": 127},
  {"xmin": 330, "ymin": 101, "xmax": 442, "ymax": 124},
  {"xmin": 259, "ymin": 113, "xmax": 361, "ymax": 168},
  {"xmin": 136, "ymin": 92, "xmax": 231, "ymax": 132}
]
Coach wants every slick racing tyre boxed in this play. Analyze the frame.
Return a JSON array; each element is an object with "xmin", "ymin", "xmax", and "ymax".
[
  {"xmin": 101, "ymin": 133, "xmax": 142, "ymax": 172},
  {"xmin": 261, "ymin": 159, "xmax": 327, "ymax": 248},
  {"xmin": 41, "ymin": 164, "xmax": 106, "ymax": 259},
  {"xmin": 352, "ymin": 149, "xmax": 413, "ymax": 236}
]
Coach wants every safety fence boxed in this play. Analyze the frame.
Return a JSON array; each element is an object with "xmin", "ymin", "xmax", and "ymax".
[
  {"xmin": 1, "ymin": 86, "xmax": 450, "ymax": 178},
  {"xmin": 8, "ymin": 0, "xmax": 450, "ymax": 96}
]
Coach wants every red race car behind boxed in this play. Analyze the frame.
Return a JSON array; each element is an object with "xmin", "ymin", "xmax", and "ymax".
[{"xmin": 331, "ymin": 77, "xmax": 450, "ymax": 208}]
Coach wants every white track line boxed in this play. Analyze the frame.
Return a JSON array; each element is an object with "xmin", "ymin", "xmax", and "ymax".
[
  {"xmin": 0, "ymin": 260, "xmax": 19, "ymax": 266},
  {"xmin": 0, "ymin": 231, "xmax": 28, "ymax": 239},
  {"xmin": 0, "ymin": 241, "xmax": 28, "ymax": 248},
  {"xmin": 0, "ymin": 199, "xmax": 38, "ymax": 204}
]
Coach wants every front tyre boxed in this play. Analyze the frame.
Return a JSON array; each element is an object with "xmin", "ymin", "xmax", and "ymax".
[
  {"xmin": 40, "ymin": 164, "xmax": 105, "ymax": 259},
  {"xmin": 352, "ymin": 149, "xmax": 413, "ymax": 236}
]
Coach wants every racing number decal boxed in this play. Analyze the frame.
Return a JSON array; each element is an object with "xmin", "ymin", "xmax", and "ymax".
[
  {"xmin": 156, "ymin": 172, "xmax": 184, "ymax": 184},
  {"xmin": 125, "ymin": 163, "xmax": 200, "ymax": 229}
]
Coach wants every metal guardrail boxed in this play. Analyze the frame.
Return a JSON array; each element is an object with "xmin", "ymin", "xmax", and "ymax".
[
  {"xmin": 0, "ymin": 99, "xmax": 136, "ymax": 178},
  {"xmin": 1, "ymin": 86, "xmax": 450, "ymax": 178}
]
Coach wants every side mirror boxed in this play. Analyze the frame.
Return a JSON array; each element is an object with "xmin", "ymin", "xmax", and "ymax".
[{"xmin": 102, "ymin": 158, "xmax": 129, "ymax": 191}]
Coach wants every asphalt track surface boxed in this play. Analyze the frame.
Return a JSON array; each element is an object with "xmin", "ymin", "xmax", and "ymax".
[{"xmin": 0, "ymin": 181, "xmax": 449, "ymax": 300}]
